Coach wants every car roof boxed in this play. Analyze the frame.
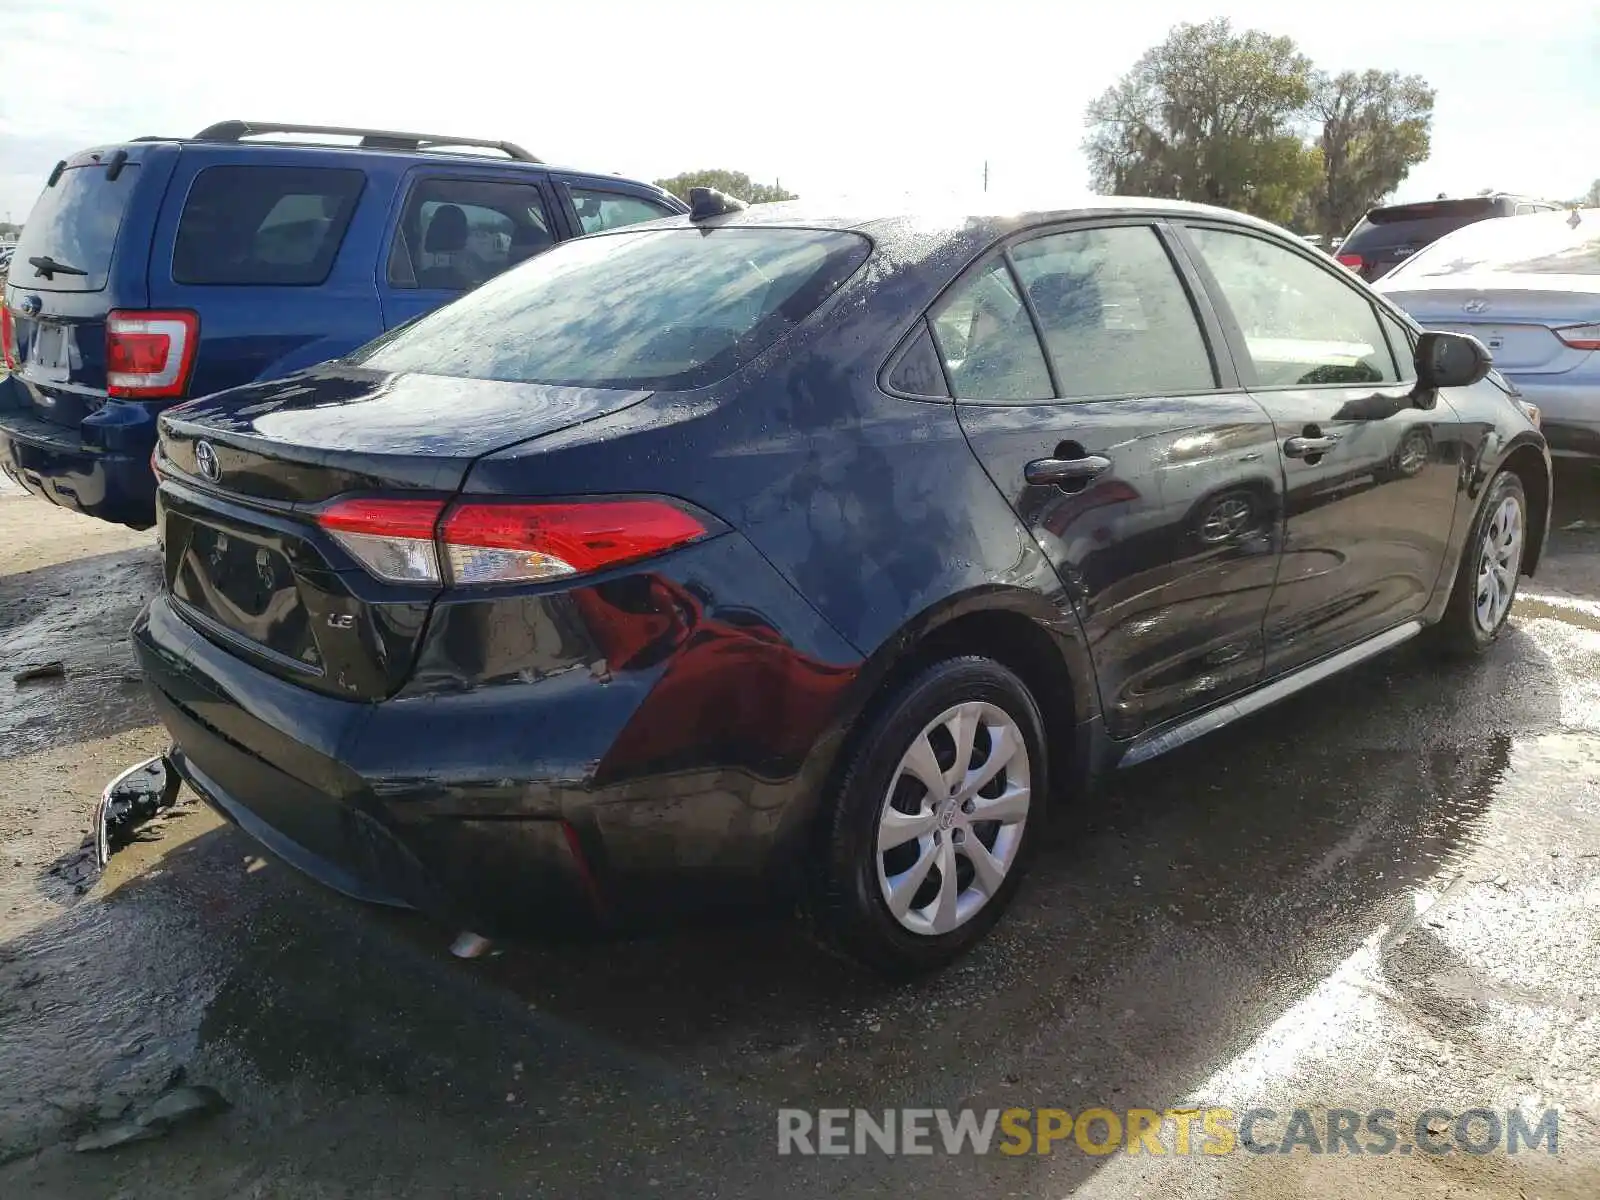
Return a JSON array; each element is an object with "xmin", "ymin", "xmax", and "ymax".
[
  {"xmin": 59, "ymin": 125, "xmax": 673, "ymax": 192},
  {"xmin": 630, "ymin": 193, "xmax": 1288, "ymax": 242}
]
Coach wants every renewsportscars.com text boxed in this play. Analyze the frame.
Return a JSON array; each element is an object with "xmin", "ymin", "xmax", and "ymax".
[{"xmin": 777, "ymin": 1106, "xmax": 1560, "ymax": 1157}]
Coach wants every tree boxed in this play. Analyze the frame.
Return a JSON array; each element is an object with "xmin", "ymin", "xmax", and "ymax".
[
  {"xmin": 1311, "ymin": 69, "xmax": 1435, "ymax": 241},
  {"xmin": 1582, "ymin": 179, "xmax": 1600, "ymax": 208},
  {"xmin": 1083, "ymin": 18, "xmax": 1322, "ymax": 224},
  {"xmin": 655, "ymin": 170, "xmax": 796, "ymax": 205}
]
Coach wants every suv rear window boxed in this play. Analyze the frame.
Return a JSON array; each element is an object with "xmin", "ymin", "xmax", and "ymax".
[
  {"xmin": 173, "ymin": 166, "xmax": 366, "ymax": 286},
  {"xmin": 1341, "ymin": 198, "xmax": 1500, "ymax": 255},
  {"xmin": 11, "ymin": 162, "xmax": 142, "ymax": 292},
  {"xmin": 352, "ymin": 227, "xmax": 871, "ymax": 390}
]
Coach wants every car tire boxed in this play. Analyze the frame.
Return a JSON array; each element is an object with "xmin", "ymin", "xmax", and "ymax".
[
  {"xmin": 1429, "ymin": 469, "xmax": 1528, "ymax": 656},
  {"xmin": 807, "ymin": 656, "xmax": 1046, "ymax": 976}
]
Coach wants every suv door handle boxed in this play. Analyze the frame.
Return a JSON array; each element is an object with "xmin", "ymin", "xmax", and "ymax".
[
  {"xmin": 1283, "ymin": 433, "xmax": 1342, "ymax": 458},
  {"xmin": 1024, "ymin": 455, "xmax": 1113, "ymax": 486}
]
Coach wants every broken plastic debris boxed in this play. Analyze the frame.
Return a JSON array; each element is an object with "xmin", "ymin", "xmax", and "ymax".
[
  {"xmin": 73, "ymin": 1084, "xmax": 230, "ymax": 1152},
  {"xmin": 96, "ymin": 754, "xmax": 182, "ymax": 867},
  {"xmin": 12, "ymin": 660, "xmax": 65, "ymax": 684},
  {"xmin": 450, "ymin": 931, "xmax": 493, "ymax": 959}
]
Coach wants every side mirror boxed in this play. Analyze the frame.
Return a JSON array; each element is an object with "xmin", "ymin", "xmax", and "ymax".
[{"xmin": 1415, "ymin": 330, "xmax": 1492, "ymax": 390}]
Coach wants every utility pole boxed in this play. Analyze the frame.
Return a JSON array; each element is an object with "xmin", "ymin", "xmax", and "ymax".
[{"xmin": 982, "ymin": 161, "xmax": 989, "ymax": 193}]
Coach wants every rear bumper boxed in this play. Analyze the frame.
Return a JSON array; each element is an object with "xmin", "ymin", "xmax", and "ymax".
[
  {"xmin": 0, "ymin": 382, "xmax": 159, "ymax": 525},
  {"xmin": 1501, "ymin": 374, "xmax": 1600, "ymax": 459},
  {"xmin": 133, "ymin": 595, "xmax": 601, "ymax": 930},
  {"xmin": 131, "ymin": 530, "xmax": 866, "ymax": 932}
]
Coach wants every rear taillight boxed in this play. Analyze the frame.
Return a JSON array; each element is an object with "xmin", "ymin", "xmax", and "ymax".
[
  {"xmin": 315, "ymin": 496, "xmax": 710, "ymax": 587},
  {"xmin": 441, "ymin": 500, "xmax": 709, "ymax": 585},
  {"xmin": 1554, "ymin": 323, "xmax": 1600, "ymax": 351},
  {"xmin": 106, "ymin": 309, "xmax": 198, "ymax": 399},
  {"xmin": 1336, "ymin": 253, "xmax": 1364, "ymax": 273},
  {"xmin": 316, "ymin": 497, "xmax": 447, "ymax": 584},
  {"xmin": 0, "ymin": 307, "xmax": 16, "ymax": 370}
]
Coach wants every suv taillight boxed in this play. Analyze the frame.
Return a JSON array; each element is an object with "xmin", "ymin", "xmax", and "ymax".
[
  {"xmin": 106, "ymin": 310, "xmax": 198, "ymax": 399},
  {"xmin": 315, "ymin": 496, "xmax": 711, "ymax": 586},
  {"xmin": 1336, "ymin": 253, "xmax": 1364, "ymax": 273},
  {"xmin": 0, "ymin": 307, "xmax": 16, "ymax": 371}
]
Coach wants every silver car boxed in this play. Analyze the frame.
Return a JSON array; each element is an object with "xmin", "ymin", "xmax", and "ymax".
[{"xmin": 1378, "ymin": 208, "xmax": 1600, "ymax": 459}]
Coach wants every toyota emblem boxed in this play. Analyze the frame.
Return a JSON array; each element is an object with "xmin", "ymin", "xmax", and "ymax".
[
  {"xmin": 194, "ymin": 439, "xmax": 221, "ymax": 483},
  {"xmin": 1462, "ymin": 298, "xmax": 1489, "ymax": 314}
]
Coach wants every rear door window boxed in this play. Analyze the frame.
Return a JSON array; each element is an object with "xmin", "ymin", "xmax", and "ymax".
[
  {"xmin": 173, "ymin": 166, "xmax": 365, "ymax": 285},
  {"xmin": 386, "ymin": 177, "xmax": 555, "ymax": 291},
  {"xmin": 567, "ymin": 187, "xmax": 678, "ymax": 234},
  {"xmin": 929, "ymin": 258, "xmax": 1053, "ymax": 402},
  {"xmin": 11, "ymin": 162, "xmax": 143, "ymax": 292},
  {"xmin": 1009, "ymin": 225, "xmax": 1215, "ymax": 398}
]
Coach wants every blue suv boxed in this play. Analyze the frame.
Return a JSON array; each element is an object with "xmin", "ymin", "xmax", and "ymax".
[{"xmin": 0, "ymin": 120, "xmax": 686, "ymax": 528}]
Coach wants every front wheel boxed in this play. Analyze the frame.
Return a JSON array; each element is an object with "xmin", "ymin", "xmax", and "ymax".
[
  {"xmin": 808, "ymin": 657, "xmax": 1046, "ymax": 975},
  {"xmin": 1430, "ymin": 469, "xmax": 1527, "ymax": 655}
]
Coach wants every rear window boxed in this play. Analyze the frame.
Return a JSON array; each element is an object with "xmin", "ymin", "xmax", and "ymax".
[
  {"xmin": 1384, "ymin": 210, "xmax": 1600, "ymax": 280},
  {"xmin": 173, "ymin": 165, "xmax": 366, "ymax": 286},
  {"xmin": 11, "ymin": 162, "xmax": 142, "ymax": 292},
  {"xmin": 351, "ymin": 226, "xmax": 872, "ymax": 390},
  {"xmin": 1341, "ymin": 199, "xmax": 1499, "ymax": 254}
]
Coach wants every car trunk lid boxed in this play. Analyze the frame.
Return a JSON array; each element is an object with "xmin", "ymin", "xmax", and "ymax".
[
  {"xmin": 1379, "ymin": 276, "xmax": 1600, "ymax": 374},
  {"xmin": 156, "ymin": 364, "xmax": 652, "ymax": 698}
]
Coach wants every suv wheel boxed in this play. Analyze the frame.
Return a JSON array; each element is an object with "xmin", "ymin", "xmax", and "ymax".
[
  {"xmin": 809, "ymin": 656, "xmax": 1045, "ymax": 975},
  {"xmin": 1431, "ymin": 469, "xmax": 1527, "ymax": 655}
]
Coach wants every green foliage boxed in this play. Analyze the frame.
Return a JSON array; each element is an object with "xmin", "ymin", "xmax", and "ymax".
[
  {"xmin": 1312, "ymin": 69, "xmax": 1435, "ymax": 240},
  {"xmin": 1085, "ymin": 20, "xmax": 1435, "ymax": 233},
  {"xmin": 1083, "ymin": 19, "xmax": 1322, "ymax": 224},
  {"xmin": 655, "ymin": 170, "xmax": 797, "ymax": 206}
]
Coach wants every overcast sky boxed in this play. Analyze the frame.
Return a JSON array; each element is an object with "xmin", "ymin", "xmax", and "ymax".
[{"xmin": 1, "ymin": 0, "xmax": 1596, "ymax": 225}]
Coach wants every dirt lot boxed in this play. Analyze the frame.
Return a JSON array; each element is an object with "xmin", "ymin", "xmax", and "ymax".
[{"xmin": 1, "ymin": 465, "xmax": 1598, "ymax": 1198}]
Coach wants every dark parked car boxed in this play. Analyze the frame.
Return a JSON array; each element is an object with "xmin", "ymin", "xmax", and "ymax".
[
  {"xmin": 0, "ymin": 121, "xmax": 686, "ymax": 528},
  {"xmin": 1336, "ymin": 193, "xmax": 1564, "ymax": 282},
  {"xmin": 134, "ymin": 195, "xmax": 1550, "ymax": 973}
]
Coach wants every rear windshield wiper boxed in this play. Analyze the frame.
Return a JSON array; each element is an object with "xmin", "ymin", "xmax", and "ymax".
[{"xmin": 28, "ymin": 255, "xmax": 88, "ymax": 280}]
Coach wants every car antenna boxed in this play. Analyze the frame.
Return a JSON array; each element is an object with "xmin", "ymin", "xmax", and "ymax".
[{"xmin": 688, "ymin": 187, "xmax": 748, "ymax": 222}]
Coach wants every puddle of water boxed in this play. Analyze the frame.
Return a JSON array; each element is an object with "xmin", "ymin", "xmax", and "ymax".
[{"xmin": 0, "ymin": 551, "xmax": 162, "ymax": 759}]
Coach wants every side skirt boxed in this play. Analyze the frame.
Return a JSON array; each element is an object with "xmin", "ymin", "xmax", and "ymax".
[{"xmin": 1115, "ymin": 620, "xmax": 1424, "ymax": 770}]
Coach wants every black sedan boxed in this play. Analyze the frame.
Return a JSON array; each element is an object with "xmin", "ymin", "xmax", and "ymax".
[{"xmin": 135, "ymin": 194, "xmax": 1550, "ymax": 973}]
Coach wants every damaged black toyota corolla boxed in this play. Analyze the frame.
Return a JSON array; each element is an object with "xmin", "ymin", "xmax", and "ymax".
[{"xmin": 132, "ymin": 193, "xmax": 1550, "ymax": 973}]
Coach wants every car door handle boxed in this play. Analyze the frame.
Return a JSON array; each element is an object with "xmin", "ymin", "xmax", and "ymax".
[
  {"xmin": 1024, "ymin": 455, "xmax": 1113, "ymax": 486},
  {"xmin": 1283, "ymin": 434, "xmax": 1342, "ymax": 458}
]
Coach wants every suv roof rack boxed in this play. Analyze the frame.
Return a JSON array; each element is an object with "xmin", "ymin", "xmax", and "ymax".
[{"xmin": 192, "ymin": 120, "xmax": 540, "ymax": 163}]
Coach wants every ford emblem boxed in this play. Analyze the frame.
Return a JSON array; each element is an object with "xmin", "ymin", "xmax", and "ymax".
[
  {"xmin": 19, "ymin": 294, "xmax": 42, "ymax": 317},
  {"xmin": 194, "ymin": 439, "xmax": 221, "ymax": 483}
]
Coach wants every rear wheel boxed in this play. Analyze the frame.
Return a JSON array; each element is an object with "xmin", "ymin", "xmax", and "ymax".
[
  {"xmin": 1430, "ymin": 469, "xmax": 1527, "ymax": 655},
  {"xmin": 808, "ymin": 656, "xmax": 1045, "ymax": 975}
]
